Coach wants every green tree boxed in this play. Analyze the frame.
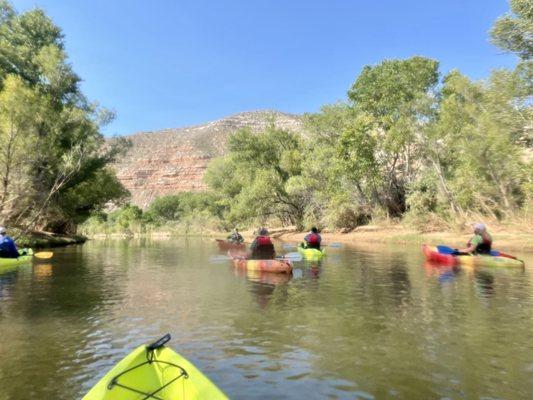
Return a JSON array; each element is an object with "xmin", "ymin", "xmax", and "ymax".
[
  {"xmin": 415, "ymin": 68, "xmax": 531, "ymax": 219},
  {"xmin": 148, "ymin": 195, "xmax": 183, "ymax": 221},
  {"xmin": 0, "ymin": 1, "xmax": 128, "ymax": 233},
  {"xmin": 342, "ymin": 57, "xmax": 439, "ymax": 216},
  {"xmin": 490, "ymin": 0, "xmax": 532, "ymax": 60},
  {"xmin": 205, "ymin": 125, "xmax": 306, "ymax": 228}
]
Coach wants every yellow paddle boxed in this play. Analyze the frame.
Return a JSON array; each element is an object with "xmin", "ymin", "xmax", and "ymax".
[{"xmin": 33, "ymin": 251, "xmax": 53, "ymax": 259}]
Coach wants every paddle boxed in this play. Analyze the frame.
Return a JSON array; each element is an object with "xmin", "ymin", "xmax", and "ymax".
[
  {"xmin": 209, "ymin": 252, "xmax": 303, "ymax": 263},
  {"xmin": 436, "ymin": 245, "xmax": 460, "ymax": 255},
  {"xmin": 277, "ymin": 252, "xmax": 302, "ymax": 262},
  {"xmin": 282, "ymin": 243, "xmax": 298, "ymax": 250},
  {"xmin": 436, "ymin": 245, "xmax": 518, "ymax": 260},
  {"xmin": 34, "ymin": 251, "xmax": 53, "ymax": 259},
  {"xmin": 209, "ymin": 255, "xmax": 235, "ymax": 263},
  {"xmin": 283, "ymin": 242, "xmax": 341, "ymax": 250}
]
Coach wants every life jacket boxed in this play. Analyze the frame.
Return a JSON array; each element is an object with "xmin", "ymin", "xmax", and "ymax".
[
  {"xmin": 250, "ymin": 236, "xmax": 275, "ymax": 259},
  {"xmin": 468, "ymin": 233, "xmax": 492, "ymax": 255},
  {"xmin": 257, "ymin": 236, "xmax": 272, "ymax": 246},
  {"xmin": 305, "ymin": 233, "xmax": 320, "ymax": 249}
]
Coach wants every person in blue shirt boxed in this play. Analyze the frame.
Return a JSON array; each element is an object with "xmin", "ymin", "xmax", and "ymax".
[{"xmin": 0, "ymin": 227, "xmax": 20, "ymax": 258}]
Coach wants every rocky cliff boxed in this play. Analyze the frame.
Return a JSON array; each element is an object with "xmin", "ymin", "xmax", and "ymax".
[{"xmin": 113, "ymin": 111, "xmax": 305, "ymax": 208}]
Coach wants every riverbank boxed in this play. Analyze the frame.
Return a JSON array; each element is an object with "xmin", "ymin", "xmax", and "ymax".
[
  {"xmin": 270, "ymin": 225, "xmax": 533, "ymax": 253},
  {"xmin": 85, "ymin": 223, "xmax": 533, "ymax": 252},
  {"xmin": 17, "ymin": 231, "xmax": 87, "ymax": 249}
]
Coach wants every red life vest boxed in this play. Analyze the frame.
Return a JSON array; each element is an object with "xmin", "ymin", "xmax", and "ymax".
[
  {"xmin": 306, "ymin": 233, "xmax": 320, "ymax": 246},
  {"xmin": 257, "ymin": 236, "xmax": 273, "ymax": 246},
  {"xmin": 251, "ymin": 236, "xmax": 275, "ymax": 260}
]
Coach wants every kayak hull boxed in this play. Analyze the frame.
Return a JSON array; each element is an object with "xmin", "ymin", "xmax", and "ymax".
[
  {"xmin": 297, "ymin": 246, "xmax": 325, "ymax": 260},
  {"xmin": 422, "ymin": 245, "xmax": 455, "ymax": 265},
  {"xmin": 83, "ymin": 341, "xmax": 227, "ymax": 400},
  {"xmin": 233, "ymin": 258, "xmax": 292, "ymax": 274},
  {"xmin": 422, "ymin": 245, "xmax": 524, "ymax": 268},
  {"xmin": 216, "ymin": 239, "xmax": 245, "ymax": 251},
  {"xmin": 0, "ymin": 249, "xmax": 33, "ymax": 270},
  {"xmin": 455, "ymin": 254, "xmax": 524, "ymax": 268}
]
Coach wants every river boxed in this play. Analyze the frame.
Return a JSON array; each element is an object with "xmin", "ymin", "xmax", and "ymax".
[{"xmin": 0, "ymin": 238, "xmax": 531, "ymax": 399}]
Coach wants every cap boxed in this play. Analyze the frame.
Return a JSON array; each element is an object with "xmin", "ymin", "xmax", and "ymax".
[{"xmin": 0, "ymin": 226, "xmax": 6, "ymax": 234}]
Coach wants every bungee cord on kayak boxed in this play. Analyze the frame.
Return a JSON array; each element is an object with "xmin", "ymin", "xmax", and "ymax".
[{"xmin": 83, "ymin": 334, "xmax": 227, "ymax": 400}]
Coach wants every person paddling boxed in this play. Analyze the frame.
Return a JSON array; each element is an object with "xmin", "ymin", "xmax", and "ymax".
[
  {"xmin": 249, "ymin": 227, "xmax": 275, "ymax": 260},
  {"xmin": 0, "ymin": 227, "xmax": 20, "ymax": 258},
  {"xmin": 227, "ymin": 228, "xmax": 244, "ymax": 244},
  {"xmin": 303, "ymin": 227, "xmax": 322, "ymax": 249},
  {"xmin": 457, "ymin": 223, "xmax": 492, "ymax": 255}
]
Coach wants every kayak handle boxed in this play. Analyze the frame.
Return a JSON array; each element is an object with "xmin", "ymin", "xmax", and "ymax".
[{"xmin": 147, "ymin": 333, "xmax": 171, "ymax": 351}]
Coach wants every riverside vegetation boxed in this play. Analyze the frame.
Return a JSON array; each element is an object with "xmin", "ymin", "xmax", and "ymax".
[
  {"xmin": 0, "ymin": 1, "xmax": 128, "ymax": 243},
  {"xmin": 81, "ymin": 1, "xmax": 532, "ymax": 240},
  {"xmin": 1, "ymin": 1, "xmax": 531, "ymax": 241}
]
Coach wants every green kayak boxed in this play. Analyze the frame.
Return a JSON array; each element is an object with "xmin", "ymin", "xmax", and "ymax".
[
  {"xmin": 0, "ymin": 249, "xmax": 33, "ymax": 271},
  {"xmin": 298, "ymin": 245, "xmax": 325, "ymax": 260},
  {"xmin": 83, "ymin": 334, "xmax": 228, "ymax": 400}
]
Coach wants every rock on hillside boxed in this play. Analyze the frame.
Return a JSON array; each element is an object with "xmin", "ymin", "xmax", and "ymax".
[{"xmin": 113, "ymin": 111, "xmax": 305, "ymax": 208}]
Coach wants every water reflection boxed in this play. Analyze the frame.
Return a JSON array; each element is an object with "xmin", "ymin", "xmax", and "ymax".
[
  {"xmin": 473, "ymin": 270, "xmax": 495, "ymax": 297},
  {"xmin": 423, "ymin": 261, "xmax": 460, "ymax": 284},
  {"xmin": 0, "ymin": 240, "xmax": 531, "ymax": 399},
  {"xmin": 423, "ymin": 257, "xmax": 529, "ymax": 299},
  {"xmin": 33, "ymin": 263, "xmax": 53, "ymax": 278},
  {"xmin": 233, "ymin": 268, "xmax": 292, "ymax": 309}
]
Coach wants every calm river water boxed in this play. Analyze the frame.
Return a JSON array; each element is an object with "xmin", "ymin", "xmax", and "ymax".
[{"xmin": 0, "ymin": 238, "xmax": 532, "ymax": 399}]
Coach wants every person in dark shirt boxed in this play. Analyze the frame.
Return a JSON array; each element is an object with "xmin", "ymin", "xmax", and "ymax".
[
  {"xmin": 227, "ymin": 228, "xmax": 244, "ymax": 244},
  {"xmin": 249, "ymin": 227, "xmax": 275, "ymax": 260},
  {"xmin": 303, "ymin": 227, "xmax": 322, "ymax": 249},
  {"xmin": 457, "ymin": 223, "xmax": 492, "ymax": 255},
  {"xmin": 0, "ymin": 227, "xmax": 19, "ymax": 258}
]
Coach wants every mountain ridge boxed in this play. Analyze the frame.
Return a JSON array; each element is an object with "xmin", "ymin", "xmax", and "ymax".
[{"xmin": 113, "ymin": 110, "xmax": 306, "ymax": 208}]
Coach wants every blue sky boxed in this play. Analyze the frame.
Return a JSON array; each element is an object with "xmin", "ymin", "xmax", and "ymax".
[{"xmin": 12, "ymin": 0, "xmax": 517, "ymax": 136}]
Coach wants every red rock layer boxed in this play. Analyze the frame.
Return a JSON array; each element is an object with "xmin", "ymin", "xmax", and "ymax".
[{"xmin": 113, "ymin": 111, "xmax": 305, "ymax": 208}]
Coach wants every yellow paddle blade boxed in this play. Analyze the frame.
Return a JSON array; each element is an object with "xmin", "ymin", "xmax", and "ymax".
[{"xmin": 33, "ymin": 251, "xmax": 53, "ymax": 259}]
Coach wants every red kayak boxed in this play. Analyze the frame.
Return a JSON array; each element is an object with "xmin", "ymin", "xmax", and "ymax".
[
  {"xmin": 216, "ymin": 239, "xmax": 246, "ymax": 251},
  {"xmin": 422, "ymin": 244, "xmax": 524, "ymax": 268},
  {"xmin": 422, "ymin": 244, "xmax": 456, "ymax": 265}
]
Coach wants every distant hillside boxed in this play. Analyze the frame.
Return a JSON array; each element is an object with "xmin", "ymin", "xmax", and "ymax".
[{"xmin": 113, "ymin": 111, "xmax": 306, "ymax": 208}]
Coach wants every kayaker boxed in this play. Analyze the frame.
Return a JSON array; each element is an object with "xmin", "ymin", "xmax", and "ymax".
[
  {"xmin": 457, "ymin": 223, "xmax": 493, "ymax": 255},
  {"xmin": 249, "ymin": 227, "xmax": 275, "ymax": 259},
  {"xmin": 0, "ymin": 227, "xmax": 19, "ymax": 258},
  {"xmin": 303, "ymin": 227, "xmax": 322, "ymax": 249},
  {"xmin": 227, "ymin": 228, "xmax": 244, "ymax": 244}
]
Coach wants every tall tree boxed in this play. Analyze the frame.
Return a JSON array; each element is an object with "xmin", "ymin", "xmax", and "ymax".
[
  {"xmin": 490, "ymin": 0, "xmax": 533, "ymax": 60},
  {"xmin": 205, "ymin": 125, "xmax": 306, "ymax": 228},
  {"xmin": 341, "ymin": 57, "xmax": 439, "ymax": 216},
  {"xmin": 0, "ymin": 1, "xmax": 128, "ymax": 233}
]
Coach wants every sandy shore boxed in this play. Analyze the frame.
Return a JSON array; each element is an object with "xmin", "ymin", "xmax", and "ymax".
[
  {"xmin": 260, "ymin": 225, "xmax": 533, "ymax": 253},
  {"xmin": 85, "ymin": 224, "xmax": 533, "ymax": 253}
]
